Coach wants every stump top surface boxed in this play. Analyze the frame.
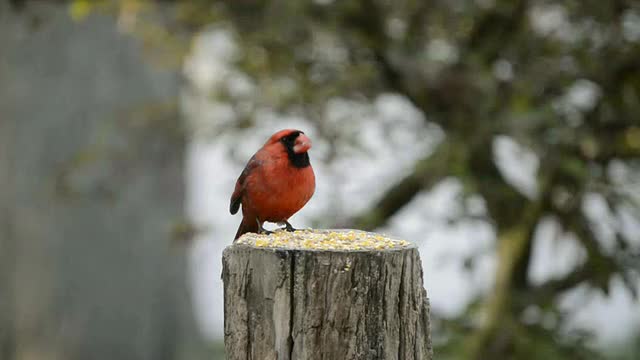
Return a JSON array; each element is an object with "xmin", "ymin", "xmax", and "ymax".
[{"xmin": 234, "ymin": 229, "xmax": 414, "ymax": 252}]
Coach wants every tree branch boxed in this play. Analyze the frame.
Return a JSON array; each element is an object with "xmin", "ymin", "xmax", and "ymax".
[
  {"xmin": 465, "ymin": 198, "xmax": 545, "ymax": 360},
  {"xmin": 349, "ymin": 141, "xmax": 458, "ymax": 230},
  {"xmin": 519, "ymin": 266, "xmax": 593, "ymax": 308}
]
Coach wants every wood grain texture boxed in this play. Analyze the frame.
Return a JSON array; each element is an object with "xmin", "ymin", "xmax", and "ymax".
[{"xmin": 222, "ymin": 243, "xmax": 432, "ymax": 360}]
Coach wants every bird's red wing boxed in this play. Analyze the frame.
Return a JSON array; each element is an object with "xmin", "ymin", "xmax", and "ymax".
[{"xmin": 229, "ymin": 155, "xmax": 261, "ymax": 214}]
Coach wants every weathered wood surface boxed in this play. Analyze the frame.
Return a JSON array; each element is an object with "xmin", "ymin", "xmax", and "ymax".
[{"xmin": 222, "ymin": 241, "xmax": 432, "ymax": 360}]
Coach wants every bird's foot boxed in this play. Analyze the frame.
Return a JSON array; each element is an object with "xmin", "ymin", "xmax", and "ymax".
[
  {"xmin": 282, "ymin": 221, "xmax": 297, "ymax": 232},
  {"xmin": 256, "ymin": 218, "xmax": 273, "ymax": 235}
]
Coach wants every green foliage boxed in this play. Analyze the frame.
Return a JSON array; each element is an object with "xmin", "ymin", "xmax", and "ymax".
[{"xmin": 98, "ymin": 0, "xmax": 640, "ymax": 358}]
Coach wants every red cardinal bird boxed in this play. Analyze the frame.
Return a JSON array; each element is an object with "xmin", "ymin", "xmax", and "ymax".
[{"xmin": 230, "ymin": 129, "xmax": 315, "ymax": 240}]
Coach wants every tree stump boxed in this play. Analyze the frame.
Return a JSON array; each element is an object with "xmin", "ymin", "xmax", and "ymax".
[{"xmin": 222, "ymin": 230, "xmax": 432, "ymax": 360}]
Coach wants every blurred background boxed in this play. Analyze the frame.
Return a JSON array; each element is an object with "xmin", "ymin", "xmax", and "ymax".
[{"xmin": 1, "ymin": 0, "xmax": 639, "ymax": 359}]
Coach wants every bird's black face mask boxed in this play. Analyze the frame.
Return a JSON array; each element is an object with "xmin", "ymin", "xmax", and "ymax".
[{"xmin": 280, "ymin": 131, "xmax": 310, "ymax": 168}]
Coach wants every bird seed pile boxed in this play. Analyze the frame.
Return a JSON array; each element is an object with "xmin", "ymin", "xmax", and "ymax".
[{"xmin": 236, "ymin": 229, "xmax": 412, "ymax": 251}]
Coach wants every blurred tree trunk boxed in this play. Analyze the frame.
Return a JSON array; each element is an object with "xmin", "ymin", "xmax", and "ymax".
[{"xmin": 0, "ymin": 3, "xmax": 205, "ymax": 360}]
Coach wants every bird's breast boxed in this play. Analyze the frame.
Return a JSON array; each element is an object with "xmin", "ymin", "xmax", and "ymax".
[{"xmin": 244, "ymin": 160, "xmax": 315, "ymax": 222}]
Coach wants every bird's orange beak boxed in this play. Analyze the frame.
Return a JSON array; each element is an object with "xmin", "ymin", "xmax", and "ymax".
[{"xmin": 293, "ymin": 133, "xmax": 312, "ymax": 154}]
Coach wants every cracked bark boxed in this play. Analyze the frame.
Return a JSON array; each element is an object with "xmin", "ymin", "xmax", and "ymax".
[{"xmin": 222, "ymin": 243, "xmax": 432, "ymax": 360}]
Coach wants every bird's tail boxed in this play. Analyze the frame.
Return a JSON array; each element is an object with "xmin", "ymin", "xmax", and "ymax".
[{"xmin": 234, "ymin": 217, "xmax": 259, "ymax": 241}]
